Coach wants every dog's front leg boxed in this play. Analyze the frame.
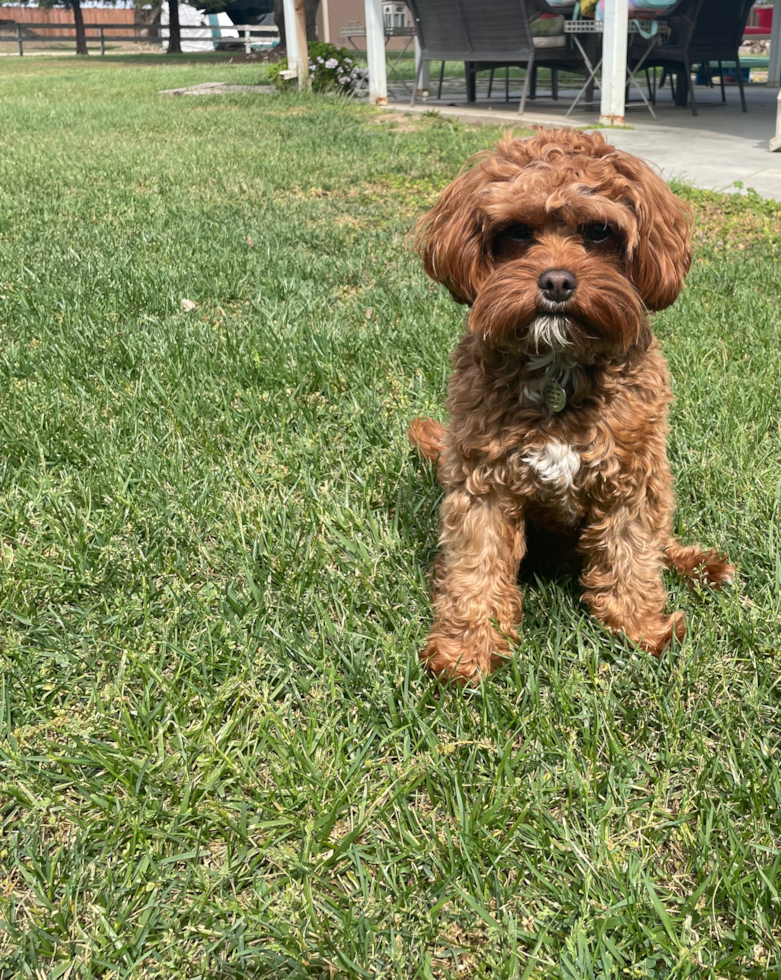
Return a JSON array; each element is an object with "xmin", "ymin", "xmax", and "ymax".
[
  {"xmin": 422, "ymin": 489, "xmax": 525, "ymax": 685},
  {"xmin": 579, "ymin": 506, "xmax": 684, "ymax": 656}
]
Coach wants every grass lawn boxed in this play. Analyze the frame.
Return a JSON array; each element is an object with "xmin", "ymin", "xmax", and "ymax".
[{"xmin": 0, "ymin": 56, "xmax": 780, "ymax": 980}]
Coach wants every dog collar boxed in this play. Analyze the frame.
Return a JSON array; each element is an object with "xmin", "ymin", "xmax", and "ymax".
[{"xmin": 521, "ymin": 350, "xmax": 578, "ymax": 413}]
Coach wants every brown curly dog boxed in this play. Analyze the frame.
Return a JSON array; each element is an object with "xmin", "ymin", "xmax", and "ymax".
[{"xmin": 409, "ymin": 128, "xmax": 733, "ymax": 686}]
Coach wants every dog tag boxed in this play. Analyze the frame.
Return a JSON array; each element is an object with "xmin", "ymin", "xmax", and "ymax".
[{"xmin": 543, "ymin": 380, "xmax": 567, "ymax": 413}]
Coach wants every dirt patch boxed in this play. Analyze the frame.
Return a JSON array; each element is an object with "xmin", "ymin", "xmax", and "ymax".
[{"xmin": 371, "ymin": 112, "xmax": 426, "ymax": 133}]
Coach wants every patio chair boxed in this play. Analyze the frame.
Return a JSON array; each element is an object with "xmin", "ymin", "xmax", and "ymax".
[
  {"xmin": 629, "ymin": 0, "xmax": 755, "ymax": 114},
  {"xmin": 406, "ymin": 0, "xmax": 588, "ymax": 114}
]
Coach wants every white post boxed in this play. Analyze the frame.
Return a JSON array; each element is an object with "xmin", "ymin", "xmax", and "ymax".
[
  {"xmin": 321, "ymin": 0, "xmax": 331, "ymax": 43},
  {"xmin": 414, "ymin": 36, "xmax": 429, "ymax": 95},
  {"xmin": 364, "ymin": 0, "xmax": 388, "ymax": 105},
  {"xmin": 770, "ymin": 88, "xmax": 781, "ymax": 149},
  {"xmin": 599, "ymin": 0, "xmax": 628, "ymax": 126},
  {"xmin": 282, "ymin": 0, "xmax": 300, "ymax": 71},
  {"xmin": 769, "ymin": 4, "xmax": 781, "ymax": 88}
]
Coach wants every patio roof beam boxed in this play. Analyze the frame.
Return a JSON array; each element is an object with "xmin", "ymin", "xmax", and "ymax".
[
  {"xmin": 599, "ymin": 0, "xmax": 628, "ymax": 126},
  {"xmin": 365, "ymin": 0, "xmax": 388, "ymax": 104}
]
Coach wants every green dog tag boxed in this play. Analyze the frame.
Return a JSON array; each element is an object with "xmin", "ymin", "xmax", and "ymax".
[{"xmin": 544, "ymin": 380, "xmax": 567, "ymax": 413}]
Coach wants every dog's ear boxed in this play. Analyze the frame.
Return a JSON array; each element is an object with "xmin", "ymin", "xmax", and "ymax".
[
  {"xmin": 415, "ymin": 160, "xmax": 493, "ymax": 305},
  {"xmin": 619, "ymin": 157, "xmax": 693, "ymax": 311}
]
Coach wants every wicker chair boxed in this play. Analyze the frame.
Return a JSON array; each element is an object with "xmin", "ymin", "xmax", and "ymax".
[
  {"xmin": 406, "ymin": 0, "xmax": 587, "ymax": 114},
  {"xmin": 630, "ymin": 0, "xmax": 756, "ymax": 114}
]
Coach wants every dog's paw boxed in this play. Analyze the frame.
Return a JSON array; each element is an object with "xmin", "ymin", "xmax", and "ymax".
[
  {"xmin": 635, "ymin": 611, "xmax": 685, "ymax": 657},
  {"xmin": 665, "ymin": 542, "xmax": 735, "ymax": 590},
  {"xmin": 421, "ymin": 616, "xmax": 519, "ymax": 686},
  {"xmin": 420, "ymin": 640, "xmax": 484, "ymax": 686},
  {"xmin": 697, "ymin": 553, "xmax": 735, "ymax": 589},
  {"xmin": 408, "ymin": 417, "xmax": 446, "ymax": 462}
]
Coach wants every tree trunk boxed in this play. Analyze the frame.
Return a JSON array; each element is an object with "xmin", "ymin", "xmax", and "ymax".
[
  {"xmin": 305, "ymin": 0, "xmax": 319, "ymax": 41},
  {"xmin": 168, "ymin": 0, "xmax": 182, "ymax": 54},
  {"xmin": 274, "ymin": 0, "xmax": 320, "ymax": 50},
  {"xmin": 72, "ymin": 0, "xmax": 88, "ymax": 55},
  {"xmin": 274, "ymin": 0, "xmax": 287, "ymax": 49}
]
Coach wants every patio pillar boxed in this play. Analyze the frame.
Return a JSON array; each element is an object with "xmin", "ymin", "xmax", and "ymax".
[
  {"xmin": 599, "ymin": 0, "xmax": 628, "ymax": 126},
  {"xmin": 282, "ymin": 0, "xmax": 300, "ymax": 71},
  {"xmin": 768, "ymin": 4, "xmax": 781, "ymax": 87},
  {"xmin": 365, "ymin": 0, "xmax": 388, "ymax": 105},
  {"xmin": 415, "ymin": 37, "xmax": 430, "ymax": 95}
]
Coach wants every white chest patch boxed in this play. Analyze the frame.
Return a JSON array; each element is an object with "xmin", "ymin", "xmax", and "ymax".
[{"xmin": 523, "ymin": 440, "xmax": 581, "ymax": 489}]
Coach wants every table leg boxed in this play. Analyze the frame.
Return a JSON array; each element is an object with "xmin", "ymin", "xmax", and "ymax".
[
  {"xmin": 387, "ymin": 35, "xmax": 413, "ymax": 90},
  {"xmin": 625, "ymin": 36, "xmax": 658, "ymax": 118},
  {"xmin": 466, "ymin": 61, "xmax": 477, "ymax": 102},
  {"xmin": 566, "ymin": 35, "xmax": 601, "ymax": 118}
]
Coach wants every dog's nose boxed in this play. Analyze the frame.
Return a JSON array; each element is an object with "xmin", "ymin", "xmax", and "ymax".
[{"xmin": 538, "ymin": 269, "xmax": 578, "ymax": 303}]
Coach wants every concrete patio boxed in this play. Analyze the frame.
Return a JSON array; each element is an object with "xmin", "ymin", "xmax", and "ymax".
[{"xmin": 385, "ymin": 75, "xmax": 781, "ymax": 199}]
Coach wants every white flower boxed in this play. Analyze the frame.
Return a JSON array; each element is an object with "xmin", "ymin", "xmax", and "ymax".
[
  {"xmin": 337, "ymin": 75, "xmax": 349, "ymax": 84},
  {"xmin": 325, "ymin": 58, "xmax": 339, "ymax": 69},
  {"xmin": 316, "ymin": 56, "xmax": 324, "ymax": 63}
]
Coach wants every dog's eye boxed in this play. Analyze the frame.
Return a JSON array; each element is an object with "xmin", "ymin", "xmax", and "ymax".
[
  {"xmin": 583, "ymin": 223, "xmax": 612, "ymax": 244},
  {"xmin": 503, "ymin": 223, "xmax": 533, "ymax": 242}
]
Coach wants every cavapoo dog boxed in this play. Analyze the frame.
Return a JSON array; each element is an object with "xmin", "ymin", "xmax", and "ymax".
[{"xmin": 409, "ymin": 128, "xmax": 733, "ymax": 686}]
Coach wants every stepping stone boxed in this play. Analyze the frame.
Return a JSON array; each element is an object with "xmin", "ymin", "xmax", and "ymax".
[{"xmin": 158, "ymin": 82, "xmax": 275, "ymax": 96}]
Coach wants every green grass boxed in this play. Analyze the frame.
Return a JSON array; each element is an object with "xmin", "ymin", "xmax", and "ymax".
[
  {"xmin": 0, "ymin": 56, "xmax": 780, "ymax": 979},
  {"xmin": 367, "ymin": 50, "xmax": 583, "ymax": 91}
]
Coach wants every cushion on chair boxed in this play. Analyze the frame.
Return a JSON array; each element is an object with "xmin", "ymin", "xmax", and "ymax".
[
  {"xmin": 595, "ymin": 0, "xmax": 675, "ymax": 18},
  {"xmin": 533, "ymin": 34, "xmax": 567, "ymax": 47},
  {"xmin": 532, "ymin": 14, "xmax": 565, "ymax": 35},
  {"xmin": 627, "ymin": 0, "xmax": 676, "ymax": 10}
]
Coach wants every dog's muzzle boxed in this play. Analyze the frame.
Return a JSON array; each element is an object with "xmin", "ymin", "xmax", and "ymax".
[{"xmin": 526, "ymin": 313, "xmax": 574, "ymax": 352}]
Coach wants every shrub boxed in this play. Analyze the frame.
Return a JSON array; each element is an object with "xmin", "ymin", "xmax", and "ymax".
[{"xmin": 269, "ymin": 42, "xmax": 368, "ymax": 94}]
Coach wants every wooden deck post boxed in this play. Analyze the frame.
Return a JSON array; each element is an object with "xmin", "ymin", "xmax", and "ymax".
[
  {"xmin": 321, "ymin": 0, "xmax": 331, "ymax": 43},
  {"xmin": 16, "ymin": 23, "xmax": 23, "ymax": 56},
  {"xmin": 599, "ymin": 0, "xmax": 627, "ymax": 126},
  {"xmin": 364, "ymin": 0, "xmax": 388, "ymax": 105},
  {"xmin": 294, "ymin": 0, "xmax": 309, "ymax": 90}
]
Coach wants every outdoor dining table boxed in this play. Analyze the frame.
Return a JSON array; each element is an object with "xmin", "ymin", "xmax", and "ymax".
[{"xmin": 564, "ymin": 17, "xmax": 671, "ymax": 118}]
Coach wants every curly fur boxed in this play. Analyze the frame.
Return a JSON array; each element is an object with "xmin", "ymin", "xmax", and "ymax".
[{"xmin": 409, "ymin": 129, "xmax": 733, "ymax": 686}]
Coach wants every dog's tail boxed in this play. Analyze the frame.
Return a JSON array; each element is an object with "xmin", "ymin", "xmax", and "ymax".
[
  {"xmin": 408, "ymin": 417, "xmax": 447, "ymax": 471},
  {"xmin": 664, "ymin": 539, "xmax": 735, "ymax": 589}
]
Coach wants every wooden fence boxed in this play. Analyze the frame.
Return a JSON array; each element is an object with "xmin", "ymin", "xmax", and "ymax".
[
  {"xmin": 0, "ymin": 19, "xmax": 279, "ymax": 55},
  {"xmin": 0, "ymin": 5, "xmax": 139, "ymax": 36}
]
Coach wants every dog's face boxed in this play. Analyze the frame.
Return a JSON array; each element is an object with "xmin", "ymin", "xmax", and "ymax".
[{"xmin": 417, "ymin": 129, "xmax": 692, "ymax": 359}]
